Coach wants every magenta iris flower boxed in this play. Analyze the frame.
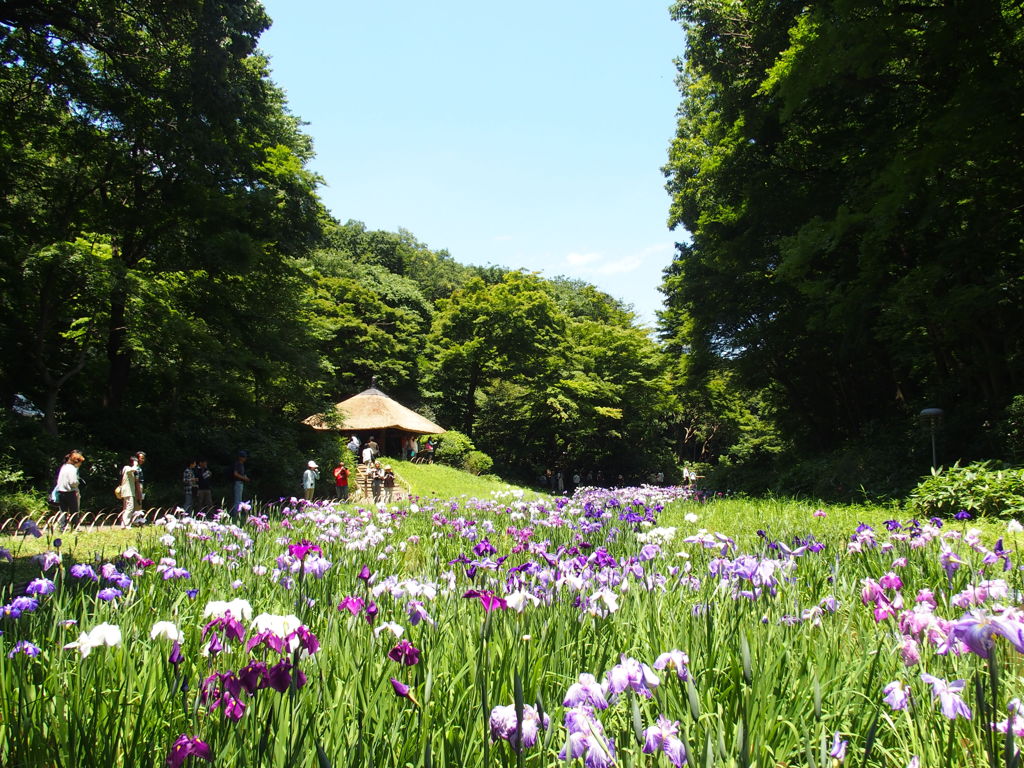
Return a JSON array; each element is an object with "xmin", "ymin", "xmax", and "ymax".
[
  {"xmin": 288, "ymin": 540, "xmax": 322, "ymax": 559},
  {"xmin": 357, "ymin": 565, "xmax": 373, "ymax": 582},
  {"xmin": 463, "ymin": 589, "xmax": 507, "ymax": 612},
  {"xmin": 387, "ymin": 639, "xmax": 421, "ymax": 666},
  {"xmin": 338, "ymin": 595, "xmax": 365, "ymax": 615},
  {"xmin": 165, "ymin": 734, "xmax": 213, "ymax": 767}
]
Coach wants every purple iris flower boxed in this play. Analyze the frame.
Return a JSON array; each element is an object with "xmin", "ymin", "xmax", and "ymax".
[
  {"xmin": 882, "ymin": 680, "xmax": 910, "ymax": 711},
  {"xmin": 7, "ymin": 640, "xmax": 42, "ymax": 658},
  {"xmin": 294, "ymin": 625, "xmax": 320, "ymax": 655},
  {"xmin": 364, "ymin": 601, "xmax": 379, "ymax": 624},
  {"xmin": 162, "ymin": 568, "xmax": 191, "ymax": 580},
  {"xmin": 168, "ymin": 641, "xmax": 184, "ymax": 667},
  {"xmin": 406, "ymin": 600, "xmax": 435, "ymax": 626},
  {"xmin": 238, "ymin": 661, "xmax": 269, "ymax": 694},
  {"xmin": 955, "ymin": 510, "xmax": 972, "ymax": 520},
  {"xmin": 489, "ymin": 704, "xmax": 550, "ymax": 751},
  {"xmin": 388, "ymin": 639, "xmax": 421, "ymax": 666},
  {"xmin": 563, "ymin": 673, "xmax": 610, "ymax": 709},
  {"xmin": 473, "ymin": 538, "xmax": 497, "ymax": 557},
  {"xmin": 389, "ymin": 677, "xmax": 418, "ymax": 705},
  {"xmin": 653, "ymin": 650, "xmax": 690, "ymax": 681},
  {"xmin": 185, "ymin": 589, "xmax": 199, "ymax": 599},
  {"xmin": 265, "ymin": 659, "xmax": 306, "ymax": 693},
  {"xmin": 920, "ymin": 673, "xmax": 972, "ymax": 720},
  {"xmin": 166, "ymin": 734, "xmax": 213, "ymax": 768},
  {"xmin": 26, "ymin": 578, "xmax": 56, "ymax": 595},
  {"xmin": 357, "ymin": 565, "xmax": 373, "ymax": 582},
  {"xmin": 20, "ymin": 519, "xmax": 42, "ymax": 538},
  {"xmin": 96, "ymin": 588, "xmax": 121, "ymax": 602},
  {"xmin": 560, "ymin": 706, "xmax": 616, "ymax": 768},
  {"xmin": 3, "ymin": 596, "xmax": 39, "ymax": 618},
  {"xmin": 70, "ymin": 564, "xmax": 99, "ymax": 581},
  {"xmin": 642, "ymin": 715, "xmax": 686, "ymax": 767},
  {"xmin": 604, "ymin": 655, "xmax": 659, "ymax": 701},
  {"xmin": 829, "ymin": 732, "xmax": 847, "ymax": 762},
  {"xmin": 950, "ymin": 609, "xmax": 1024, "ymax": 658}
]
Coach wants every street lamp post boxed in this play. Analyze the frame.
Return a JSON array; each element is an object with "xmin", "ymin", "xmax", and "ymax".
[{"xmin": 919, "ymin": 407, "xmax": 944, "ymax": 471}]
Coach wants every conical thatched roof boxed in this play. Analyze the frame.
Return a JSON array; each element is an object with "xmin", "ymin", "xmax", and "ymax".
[{"xmin": 303, "ymin": 387, "xmax": 446, "ymax": 434}]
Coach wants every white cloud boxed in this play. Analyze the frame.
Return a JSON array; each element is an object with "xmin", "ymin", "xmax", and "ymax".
[
  {"xmin": 565, "ymin": 251, "xmax": 602, "ymax": 267},
  {"xmin": 595, "ymin": 254, "xmax": 644, "ymax": 275}
]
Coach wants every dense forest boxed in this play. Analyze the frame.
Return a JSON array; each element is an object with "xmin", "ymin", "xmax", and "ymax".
[{"xmin": 1, "ymin": 0, "xmax": 1022, "ymax": 507}]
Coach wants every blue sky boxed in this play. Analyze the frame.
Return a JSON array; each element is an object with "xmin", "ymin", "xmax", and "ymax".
[{"xmin": 258, "ymin": 1, "xmax": 685, "ymax": 326}]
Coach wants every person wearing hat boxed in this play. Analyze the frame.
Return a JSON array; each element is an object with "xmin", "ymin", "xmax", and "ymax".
[{"xmin": 302, "ymin": 460, "xmax": 319, "ymax": 501}]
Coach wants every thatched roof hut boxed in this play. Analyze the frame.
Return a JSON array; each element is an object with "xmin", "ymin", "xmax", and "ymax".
[{"xmin": 304, "ymin": 386, "xmax": 445, "ymax": 434}]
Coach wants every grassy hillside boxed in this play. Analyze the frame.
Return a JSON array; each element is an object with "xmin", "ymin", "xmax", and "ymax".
[{"xmin": 388, "ymin": 459, "xmax": 544, "ymax": 501}]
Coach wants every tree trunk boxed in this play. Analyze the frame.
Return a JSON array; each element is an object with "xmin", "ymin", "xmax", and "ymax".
[{"xmin": 105, "ymin": 273, "xmax": 130, "ymax": 409}]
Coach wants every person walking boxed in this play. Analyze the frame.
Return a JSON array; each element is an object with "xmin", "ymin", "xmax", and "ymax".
[
  {"xmin": 361, "ymin": 443, "xmax": 374, "ymax": 466},
  {"xmin": 119, "ymin": 451, "xmax": 146, "ymax": 527},
  {"xmin": 370, "ymin": 460, "xmax": 385, "ymax": 504},
  {"xmin": 346, "ymin": 435, "xmax": 361, "ymax": 464},
  {"xmin": 195, "ymin": 459, "xmax": 213, "ymax": 512},
  {"xmin": 183, "ymin": 459, "xmax": 198, "ymax": 513},
  {"xmin": 54, "ymin": 449, "xmax": 84, "ymax": 530},
  {"xmin": 382, "ymin": 465, "xmax": 396, "ymax": 503},
  {"xmin": 232, "ymin": 450, "xmax": 250, "ymax": 517},
  {"xmin": 302, "ymin": 460, "xmax": 319, "ymax": 501},
  {"xmin": 332, "ymin": 460, "xmax": 350, "ymax": 501}
]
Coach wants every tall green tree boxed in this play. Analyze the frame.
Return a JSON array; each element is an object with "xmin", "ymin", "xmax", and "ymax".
[
  {"xmin": 425, "ymin": 272, "xmax": 564, "ymax": 436},
  {"xmin": 0, "ymin": 0, "xmax": 324, "ymax": 420},
  {"xmin": 662, "ymin": 0, "xmax": 1024, "ymax": 464}
]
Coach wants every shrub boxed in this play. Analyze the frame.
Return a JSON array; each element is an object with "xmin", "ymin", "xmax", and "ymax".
[
  {"xmin": 432, "ymin": 430, "xmax": 475, "ymax": 468},
  {"xmin": 906, "ymin": 460, "xmax": 1024, "ymax": 518},
  {"xmin": 463, "ymin": 450, "xmax": 493, "ymax": 476}
]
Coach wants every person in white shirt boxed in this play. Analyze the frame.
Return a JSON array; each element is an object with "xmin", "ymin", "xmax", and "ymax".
[{"xmin": 54, "ymin": 449, "xmax": 84, "ymax": 530}]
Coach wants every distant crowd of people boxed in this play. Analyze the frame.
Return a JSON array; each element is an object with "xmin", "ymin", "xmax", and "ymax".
[
  {"xmin": 47, "ymin": 434, "xmax": 421, "ymax": 527},
  {"xmin": 46, "ymin": 439, "xmax": 702, "ymax": 528}
]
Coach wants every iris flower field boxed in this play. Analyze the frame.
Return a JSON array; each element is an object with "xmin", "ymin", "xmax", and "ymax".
[{"xmin": 1, "ymin": 487, "xmax": 1022, "ymax": 767}]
